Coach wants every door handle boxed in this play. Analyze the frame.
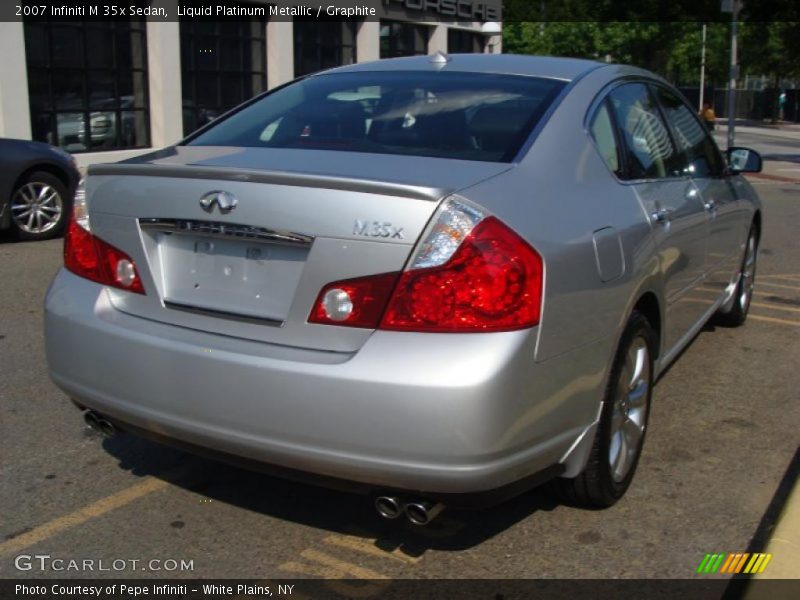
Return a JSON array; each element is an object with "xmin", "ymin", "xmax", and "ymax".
[
  {"xmin": 703, "ymin": 199, "xmax": 717, "ymax": 211},
  {"xmin": 651, "ymin": 208, "xmax": 673, "ymax": 225}
]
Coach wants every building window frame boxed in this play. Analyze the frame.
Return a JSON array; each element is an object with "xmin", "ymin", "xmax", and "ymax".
[
  {"xmin": 380, "ymin": 20, "xmax": 430, "ymax": 59},
  {"xmin": 180, "ymin": 18, "xmax": 267, "ymax": 137},
  {"xmin": 447, "ymin": 28, "xmax": 485, "ymax": 54},
  {"xmin": 293, "ymin": 19, "xmax": 358, "ymax": 78},
  {"xmin": 24, "ymin": 18, "xmax": 151, "ymax": 153}
]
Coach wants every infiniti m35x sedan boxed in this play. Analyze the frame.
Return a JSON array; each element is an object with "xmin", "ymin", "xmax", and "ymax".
[{"xmin": 45, "ymin": 55, "xmax": 762, "ymax": 525}]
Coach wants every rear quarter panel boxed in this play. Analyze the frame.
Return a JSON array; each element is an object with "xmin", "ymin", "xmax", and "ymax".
[{"xmin": 459, "ymin": 66, "xmax": 659, "ymax": 364}]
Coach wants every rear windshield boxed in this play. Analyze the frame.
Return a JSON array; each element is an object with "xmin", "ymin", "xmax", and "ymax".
[{"xmin": 186, "ymin": 71, "xmax": 566, "ymax": 162}]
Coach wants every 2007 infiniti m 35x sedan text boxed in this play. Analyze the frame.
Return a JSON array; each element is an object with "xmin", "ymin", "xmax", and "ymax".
[{"xmin": 45, "ymin": 55, "xmax": 762, "ymax": 525}]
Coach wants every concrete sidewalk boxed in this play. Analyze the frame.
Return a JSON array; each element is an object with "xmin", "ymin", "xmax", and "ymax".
[{"xmin": 753, "ymin": 477, "xmax": 800, "ymax": 579}]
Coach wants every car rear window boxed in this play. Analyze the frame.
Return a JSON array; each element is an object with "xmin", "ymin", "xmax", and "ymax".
[{"xmin": 185, "ymin": 71, "xmax": 566, "ymax": 162}]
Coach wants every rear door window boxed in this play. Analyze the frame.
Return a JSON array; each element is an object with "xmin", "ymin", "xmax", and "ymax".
[
  {"xmin": 187, "ymin": 71, "xmax": 566, "ymax": 162},
  {"xmin": 607, "ymin": 83, "xmax": 682, "ymax": 180},
  {"xmin": 589, "ymin": 101, "xmax": 621, "ymax": 176},
  {"xmin": 651, "ymin": 85, "xmax": 724, "ymax": 178}
]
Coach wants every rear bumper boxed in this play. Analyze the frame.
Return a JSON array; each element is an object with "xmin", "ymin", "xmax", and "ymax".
[{"xmin": 45, "ymin": 269, "xmax": 609, "ymax": 495}]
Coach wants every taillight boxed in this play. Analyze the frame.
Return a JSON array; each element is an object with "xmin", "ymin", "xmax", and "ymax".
[
  {"xmin": 382, "ymin": 215, "xmax": 542, "ymax": 332},
  {"xmin": 309, "ymin": 272, "xmax": 399, "ymax": 328},
  {"xmin": 64, "ymin": 218, "xmax": 145, "ymax": 294},
  {"xmin": 308, "ymin": 197, "xmax": 543, "ymax": 332}
]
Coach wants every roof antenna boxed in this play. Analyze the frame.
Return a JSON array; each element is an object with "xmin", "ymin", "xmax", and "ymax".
[{"xmin": 429, "ymin": 51, "xmax": 450, "ymax": 66}]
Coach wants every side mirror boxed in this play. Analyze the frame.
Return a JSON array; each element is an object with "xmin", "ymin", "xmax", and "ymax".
[{"xmin": 727, "ymin": 147, "xmax": 762, "ymax": 174}]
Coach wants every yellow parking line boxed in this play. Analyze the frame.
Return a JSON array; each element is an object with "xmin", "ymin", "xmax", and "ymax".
[
  {"xmin": 748, "ymin": 314, "xmax": 800, "ymax": 327},
  {"xmin": 756, "ymin": 281, "xmax": 800, "ymax": 292},
  {"xmin": 697, "ymin": 287, "xmax": 797, "ymax": 303},
  {"xmin": 324, "ymin": 534, "xmax": 422, "ymax": 564},
  {"xmin": 279, "ymin": 560, "xmax": 345, "ymax": 578},
  {"xmin": 0, "ymin": 477, "xmax": 169, "ymax": 556},
  {"xmin": 750, "ymin": 301, "xmax": 800, "ymax": 314},
  {"xmin": 299, "ymin": 549, "xmax": 390, "ymax": 579},
  {"xmin": 761, "ymin": 274, "xmax": 800, "ymax": 282}
]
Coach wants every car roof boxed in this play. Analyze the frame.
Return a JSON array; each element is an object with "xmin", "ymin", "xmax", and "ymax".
[{"xmin": 322, "ymin": 54, "xmax": 607, "ymax": 82}]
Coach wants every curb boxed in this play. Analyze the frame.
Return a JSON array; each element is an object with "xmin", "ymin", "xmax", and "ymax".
[{"xmin": 750, "ymin": 475, "xmax": 800, "ymax": 579}]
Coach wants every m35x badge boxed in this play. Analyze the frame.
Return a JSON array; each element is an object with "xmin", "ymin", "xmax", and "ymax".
[{"xmin": 353, "ymin": 219, "xmax": 404, "ymax": 239}]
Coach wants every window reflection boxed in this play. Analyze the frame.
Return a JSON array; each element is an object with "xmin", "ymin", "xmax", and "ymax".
[
  {"xmin": 24, "ymin": 20, "xmax": 150, "ymax": 152},
  {"xmin": 380, "ymin": 21, "xmax": 429, "ymax": 58},
  {"xmin": 180, "ymin": 18, "xmax": 267, "ymax": 137},
  {"xmin": 293, "ymin": 19, "xmax": 357, "ymax": 78}
]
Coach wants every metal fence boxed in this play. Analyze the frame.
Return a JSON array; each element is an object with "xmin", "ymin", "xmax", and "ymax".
[{"xmin": 678, "ymin": 87, "xmax": 800, "ymax": 122}]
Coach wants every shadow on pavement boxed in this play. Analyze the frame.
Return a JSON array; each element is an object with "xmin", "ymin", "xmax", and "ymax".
[{"xmin": 99, "ymin": 431, "xmax": 562, "ymax": 555}]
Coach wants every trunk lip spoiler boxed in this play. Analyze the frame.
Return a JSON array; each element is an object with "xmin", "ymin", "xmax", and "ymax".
[{"xmin": 88, "ymin": 163, "xmax": 450, "ymax": 202}]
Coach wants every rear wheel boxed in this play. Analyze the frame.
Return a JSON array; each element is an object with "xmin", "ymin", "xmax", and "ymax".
[
  {"xmin": 554, "ymin": 311, "xmax": 655, "ymax": 508},
  {"xmin": 10, "ymin": 171, "xmax": 69, "ymax": 241},
  {"xmin": 715, "ymin": 226, "xmax": 758, "ymax": 327}
]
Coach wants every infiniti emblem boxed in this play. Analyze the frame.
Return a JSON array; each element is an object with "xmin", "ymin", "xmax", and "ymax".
[{"xmin": 199, "ymin": 190, "xmax": 238, "ymax": 214}]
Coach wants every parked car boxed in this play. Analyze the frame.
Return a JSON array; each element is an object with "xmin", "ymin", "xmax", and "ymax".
[
  {"xmin": 44, "ymin": 55, "xmax": 762, "ymax": 525},
  {"xmin": 0, "ymin": 138, "xmax": 80, "ymax": 240},
  {"xmin": 56, "ymin": 96, "xmax": 139, "ymax": 151}
]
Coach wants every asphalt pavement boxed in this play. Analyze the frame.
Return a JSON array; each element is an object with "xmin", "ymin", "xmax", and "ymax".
[{"xmin": 1, "ymin": 127, "xmax": 799, "ymax": 582}]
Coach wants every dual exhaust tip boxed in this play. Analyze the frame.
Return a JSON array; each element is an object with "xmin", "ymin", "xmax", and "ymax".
[
  {"xmin": 83, "ymin": 410, "xmax": 118, "ymax": 437},
  {"xmin": 375, "ymin": 496, "xmax": 444, "ymax": 525}
]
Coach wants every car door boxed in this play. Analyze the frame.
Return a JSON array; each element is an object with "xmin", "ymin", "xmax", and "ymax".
[
  {"xmin": 606, "ymin": 82, "xmax": 710, "ymax": 352},
  {"xmin": 651, "ymin": 84, "xmax": 744, "ymax": 299}
]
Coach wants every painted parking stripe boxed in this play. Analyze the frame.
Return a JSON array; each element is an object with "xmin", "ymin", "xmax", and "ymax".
[
  {"xmin": 323, "ymin": 534, "xmax": 422, "ymax": 564},
  {"xmin": 696, "ymin": 287, "xmax": 798, "ymax": 302},
  {"xmin": 683, "ymin": 298, "xmax": 800, "ymax": 326},
  {"xmin": 756, "ymin": 280, "xmax": 800, "ymax": 291},
  {"xmin": 301, "ymin": 549, "xmax": 391, "ymax": 579},
  {"xmin": 749, "ymin": 301, "xmax": 800, "ymax": 314},
  {"xmin": 761, "ymin": 274, "xmax": 800, "ymax": 282},
  {"xmin": 747, "ymin": 314, "xmax": 800, "ymax": 327},
  {"xmin": 0, "ymin": 477, "xmax": 169, "ymax": 556}
]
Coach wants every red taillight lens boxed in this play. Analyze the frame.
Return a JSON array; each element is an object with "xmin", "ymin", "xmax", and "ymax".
[
  {"xmin": 308, "ymin": 214, "xmax": 543, "ymax": 333},
  {"xmin": 381, "ymin": 217, "xmax": 542, "ymax": 332},
  {"xmin": 309, "ymin": 272, "xmax": 399, "ymax": 328},
  {"xmin": 64, "ymin": 219, "xmax": 145, "ymax": 294}
]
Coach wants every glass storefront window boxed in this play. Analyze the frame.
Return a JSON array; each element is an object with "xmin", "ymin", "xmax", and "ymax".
[
  {"xmin": 380, "ymin": 21, "xmax": 429, "ymax": 58},
  {"xmin": 180, "ymin": 19, "xmax": 267, "ymax": 136},
  {"xmin": 447, "ymin": 29, "xmax": 485, "ymax": 54},
  {"xmin": 23, "ymin": 20, "xmax": 150, "ymax": 153},
  {"xmin": 293, "ymin": 19, "xmax": 357, "ymax": 77}
]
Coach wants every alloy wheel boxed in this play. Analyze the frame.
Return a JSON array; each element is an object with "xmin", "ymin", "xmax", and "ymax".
[
  {"xmin": 11, "ymin": 182, "xmax": 64, "ymax": 235},
  {"xmin": 739, "ymin": 232, "xmax": 757, "ymax": 313},
  {"xmin": 609, "ymin": 335, "xmax": 651, "ymax": 483}
]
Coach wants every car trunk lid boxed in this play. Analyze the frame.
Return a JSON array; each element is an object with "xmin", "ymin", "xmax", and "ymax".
[{"xmin": 85, "ymin": 149, "xmax": 511, "ymax": 353}]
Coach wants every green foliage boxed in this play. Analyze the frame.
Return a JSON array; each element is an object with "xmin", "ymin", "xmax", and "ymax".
[
  {"xmin": 503, "ymin": 20, "xmax": 798, "ymax": 86},
  {"xmin": 740, "ymin": 22, "xmax": 800, "ymax": 82}
]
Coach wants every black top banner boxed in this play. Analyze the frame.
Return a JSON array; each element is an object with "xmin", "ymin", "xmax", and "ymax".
[{"xmin": 3, "ymin": 0, "xmax": 800, "ymax": 23}]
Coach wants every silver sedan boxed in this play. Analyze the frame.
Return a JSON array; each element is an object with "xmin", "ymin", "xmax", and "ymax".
[{"xmin": 44, "ymin": 54, "xmax": 762, "ymax": 525}]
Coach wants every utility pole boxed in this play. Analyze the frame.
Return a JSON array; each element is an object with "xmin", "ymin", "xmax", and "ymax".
[
  {"xmin": 723, "ymin": 0, "xmax": 741, "ymax": 150},
  {"xmin": 699, "ymin": 24, "xmax": 707, "ymax": 112}
]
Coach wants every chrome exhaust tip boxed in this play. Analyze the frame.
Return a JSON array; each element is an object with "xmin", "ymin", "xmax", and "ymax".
[
  {"xmin": 84, "ymin": 410, "xmax": 101, "ymax": 431},
  {"xmin": 96, "ymin": 418, "xmax": 117, "ymax": 437},
  {"xmin": 374, "ymin": 496, "xmax": 403, "ymax": 519},
  {"xmin": 84, "ymin": 411, "xmax": 117, "ymax": 437},
  {"xmin": 405, "ymin": 501, "xmax": 444, "ymax": 526}
]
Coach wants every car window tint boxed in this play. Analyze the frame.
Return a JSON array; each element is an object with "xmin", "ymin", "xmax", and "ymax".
[
  {"xmin": 187, "ymin": 71, "xmax": 566, "ymax": 162},
  {"xmin": 608, "ymin": 83, "xmax": 680, "ymax": 180},
  {"xmin": 652, "ymin": 85, "xmax": 724, "ymax": 178},
  {"xmin": 590, "ymin": 101, "xmax": 621, "ymax": 175}
]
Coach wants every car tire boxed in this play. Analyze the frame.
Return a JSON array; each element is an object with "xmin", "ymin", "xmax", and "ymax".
[
  {"xmin": 9, "ymin": 171, "xmax": 70, "ymax": 241},
  {"xmin": 714, "ymin": 225, "xmax": 758, "ymax": 327},
  {"xmin": 553, "ymin": 311, "xmax": 655, "ymax": 508}
]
